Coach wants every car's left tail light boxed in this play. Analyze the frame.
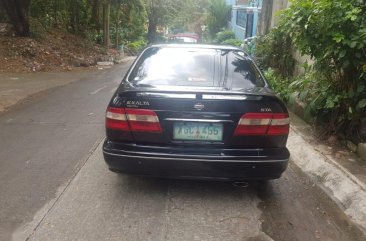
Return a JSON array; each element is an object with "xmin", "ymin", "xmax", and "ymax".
[
  {"xmin": 106, "ymin": 107, "xmax": 129, "ymax": 131},
  {"xmin": 125, "ymin": 108, "xmax": 162, "ymax": 132},
  {"xmin": 106, "ymin": 107, "xmax": 162, "ymax": 133}
]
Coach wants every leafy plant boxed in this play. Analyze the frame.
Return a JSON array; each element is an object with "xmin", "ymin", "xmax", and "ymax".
[
  {"xmin": 264, "ymin": 68, "xmax": 291, "ymax": 102},
  {"xmin": 221, "ymin": 38, "xmax": 242, "ymax": 47},
  {"xmin": 255, "ymin": 26, "xmax": 295, "ymax": 78},
  {"xmin": 214, "ymin": 30, "xmax": 235, "ymax": 44},
  {"xmin": 126, "ymin": 39, "xmax": 147, "ymax": 53},
  {"xmin": 29, "ymin": 18, "xmax": 47, "ymax": 39},
  {"xmin": 278, "ymin": 0, "xmax": 366, "ymax": 134},
  {"xmin": 206, "ymin": 0, "xmax": 230, "ymax": 38},
  {"xmin": 259, "ymin": 0, "xmax": 366, "ymax": 136}
]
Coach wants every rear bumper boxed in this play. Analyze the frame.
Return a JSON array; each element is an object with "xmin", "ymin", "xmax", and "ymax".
[{"xmin": 103, "ymin": 140, "xmax": 290, "ymax": 181}]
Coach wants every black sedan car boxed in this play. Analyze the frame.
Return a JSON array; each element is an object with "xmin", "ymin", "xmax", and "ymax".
[{"xmin": 103, "ymin": 44, "xmax": 290, "ymax": 181}]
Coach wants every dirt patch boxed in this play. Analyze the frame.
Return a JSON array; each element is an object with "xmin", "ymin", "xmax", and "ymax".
[{"xmin": 0, "ymin": 27, "xmax": 121, "ymax": 73}]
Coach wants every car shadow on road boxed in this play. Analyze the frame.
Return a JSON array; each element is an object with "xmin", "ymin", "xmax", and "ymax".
[{"xmin": 114, "ymin": 174, "xmax": 274, "ymax": 199}]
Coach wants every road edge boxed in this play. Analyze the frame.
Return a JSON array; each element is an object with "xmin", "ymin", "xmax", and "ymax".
[
  {"xmin": 288, "ymin": 125, "xmax": 366, "ymax": 234},
  {"xmin": 13, "ymin": 138, "xmax": 105, "ymax": 241}
]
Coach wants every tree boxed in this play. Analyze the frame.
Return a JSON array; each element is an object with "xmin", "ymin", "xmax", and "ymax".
[
  {"xmin": 168, "ymin": 0, "xmax": 209, "ymax": 36},
  {"xmin": 110, "ymin": 0, "xmax": 145, "ymax": 48},
  {"xmin": 91, "ymin": 0, "xmax": 102, "ymax": 31},
  {"xmin": 206, "ymin": 0, "xmax": 230, "ymax": 37},
  {"xmin": 0, "ymin": 0, "xmax": 32, "ymax": 36},
  {"xmin": 144, "ymin": 0, "xmax": 169, "ymax": 43},
  {"xmin": 144, "ymin": 0, "xmax": 210, "ymax": 43},
  {"xmin": 67, "ymin": 0, "xmax": 90, "ymax": 34},
  {"xmin": 102, "ymin": 1, "xmax": 110, "ymax": 48}
]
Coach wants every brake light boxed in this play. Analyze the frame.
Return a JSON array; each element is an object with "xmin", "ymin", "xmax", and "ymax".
[
  {"xmin": 105, "ymin": 107, "xmax": 162, "ymax": 133},
  {"xmin": 125, "ymin": 108, "xmax": 162, "ymax": 132},
  {"xmin": 234, "ymin": 113, "xmax": 289, "ymax": 136},
  {"xmin": 267, "ymin": 113, "xmax": 290, "ymax": 135},
  {"xmin": 106, "ymin": 107, "xmax": 129, "ymax": 131}
]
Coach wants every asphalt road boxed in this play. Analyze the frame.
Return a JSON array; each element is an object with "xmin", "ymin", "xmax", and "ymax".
[
  {"xmin": 0, "ymin": 63, "xmax": 131, "ymax": 241},
  {"xmin": 0, "ymin": 62, "xmax": 365, "ymax": 241}
]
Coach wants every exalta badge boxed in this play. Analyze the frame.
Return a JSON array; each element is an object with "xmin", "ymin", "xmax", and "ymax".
[{"xmin": 126, "ymin": 100, "xmax": 150, "ymax": 108}]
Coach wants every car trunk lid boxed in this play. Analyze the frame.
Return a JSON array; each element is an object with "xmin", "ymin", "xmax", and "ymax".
[{"xmin": 106, "ymin": 88, "xmax": 289, "ymax": 148}]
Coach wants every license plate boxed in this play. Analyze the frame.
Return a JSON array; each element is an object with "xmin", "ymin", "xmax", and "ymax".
[{"xmin": 173, "ymin": 122, "xmax": 223, "ymax": 141}]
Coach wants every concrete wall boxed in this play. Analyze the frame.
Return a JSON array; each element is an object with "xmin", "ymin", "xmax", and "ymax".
[
  {"xmin": 293, "ymin": 50, "xmax": 314, "ymax": 76},
  {"xmin": 256, "ymin": 0, "xmax": 313, "ymax": 76},
  {"xmin": 270, "ymin": 0, "xmax": 289, "ymax": 28},
  {"xmin": 256, "ymin": 0, "xmax": 272, "ymax": 35}
]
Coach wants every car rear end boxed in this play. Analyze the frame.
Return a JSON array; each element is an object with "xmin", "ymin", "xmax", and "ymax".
[{"xmin": 103, "ymin": 44, "xmax": 290, "ymax": 181}]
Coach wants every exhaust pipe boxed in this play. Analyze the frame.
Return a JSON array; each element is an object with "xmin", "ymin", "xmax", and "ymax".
[{"xmin": 232, "ymin": 181, "xmax": 249, "ymax": 188}]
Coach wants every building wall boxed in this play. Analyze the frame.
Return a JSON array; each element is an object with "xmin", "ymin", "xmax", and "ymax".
[
  {"xmin": 270, "ymin": 0, "xmax": 289, "ymax": 28},
  {"xmin": 230, "ymin": 7, "xmax": 247, "ymax": 40},
  {"xmin": 227, "ymin": 0, "xmax": 262, "ymax": 40}
]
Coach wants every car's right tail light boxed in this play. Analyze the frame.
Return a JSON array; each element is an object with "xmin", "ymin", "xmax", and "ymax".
[
  {"xmin": 106, "ymin": 107, "xmax": 162, "ymax": 133},
  {"xmin": 234, "ymin": 113, "xmax": 290, "ymax": 136}
]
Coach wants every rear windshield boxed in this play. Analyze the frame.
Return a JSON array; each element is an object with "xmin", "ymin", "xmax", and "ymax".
[{"xmin": 128, "ymin": 47, "xmax": 265, "ymax": 90}]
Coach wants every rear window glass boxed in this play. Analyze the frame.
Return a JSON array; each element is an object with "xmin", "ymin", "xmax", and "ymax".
[
  {"xmin": 173, "ymin": 37, "xmax": 198, "ymax": 43},
  {"xmin": 223, "ymin": 51, "xmax": 265, "ymax": 89},
  {"xmin": 129, "ymin": 47, "xmax": 217, "ymax": 87},
  {"xmin": 128, "ymin": 47, "xmax": 265, "ymax": 89}
]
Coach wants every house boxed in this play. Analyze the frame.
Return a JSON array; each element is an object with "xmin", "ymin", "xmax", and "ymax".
[
  {"xmin": 227, "ymin": 0, "xmax": 291, "ymax": 40},
  {"xmin": 226, "ymin": 0, "xmax": 263, "ymax": 40}
]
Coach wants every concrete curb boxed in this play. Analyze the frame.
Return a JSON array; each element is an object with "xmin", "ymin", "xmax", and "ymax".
[{"xmin": 288, "ymin": 128, "xmax": 366, "ymax": 233}]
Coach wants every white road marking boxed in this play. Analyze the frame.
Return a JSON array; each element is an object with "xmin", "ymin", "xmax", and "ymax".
[{"xmin": 90, "ymin": 86, "xmax": 107, "ymax": 95}]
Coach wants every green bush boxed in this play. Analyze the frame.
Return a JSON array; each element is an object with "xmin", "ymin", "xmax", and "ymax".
[
  {"xmin": 29, "ymin": 18, "xmax": 47, "ymax": 39},
  {"xmin": 264, "ymin": 68, "xmax": 291, "ymax": 102},
  {"xmin": 126, "ymin": 39, "xmax": 147, "ymax": 54},
  {"xmin": 258, "ymin": 0, "xmax": 366, "ymax": 136},
  {"xmin": 221, "ymin": 38, "xmax": 242, "ymax": 47},
  {"xmin": 255, "ymin": 27, "xmax": 295, "ymax": 78},
  {"xmin": 85, "ymin": 29, "xmax": 103, "ymax": 44},
  {"xmin": 207, "ymin": 0, "xmax": 231, "ymax": 37},
  {"xmin": 278, "ymin": 0, "xmax": 366, "ymax": 134},
  {"xmin": 214, "ymin": 30, "xmax": 236, "ymax": 44}
]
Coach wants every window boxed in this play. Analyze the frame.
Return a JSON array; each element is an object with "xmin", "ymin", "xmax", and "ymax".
[
  {"xmin": 236, "ymin": 10, "xmax": 247, "ymax": 28},
  {"xmin": 129, "ymin": 47, "xmax": 265, "ymax": 90},
  {"xmin": 129, "ymin": 47, "xmax": 217, "ymax": 87},
  {"xmin": 245, "ymin": 13, "xmax": 254, "ymax": 38},
  {"xmin": 221, "ymin": 51, "xmax": 265, "ymax": 90}
]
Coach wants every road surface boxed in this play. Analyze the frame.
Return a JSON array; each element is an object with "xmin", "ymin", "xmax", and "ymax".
[{"xmin": 0, "ymin": 62, "xmax": 365, "ymax": 241}]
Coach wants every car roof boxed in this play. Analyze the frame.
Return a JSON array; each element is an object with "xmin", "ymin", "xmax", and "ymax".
[{"xmin": 149, "ymin": 44, "xmax": 242, "ymax": 51}]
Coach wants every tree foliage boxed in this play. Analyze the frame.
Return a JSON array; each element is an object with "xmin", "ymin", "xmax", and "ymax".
[
  {"xmin": 256, "ymin": 27, "xmax": 295, "ymax": 78},
  {"xmin": 1, "ymin": 0, "xmax": 217, "ymax": 49},
  {"xmin": 144, "ymin": 0, "xmax": 179, "ymax": 43},
  {"xmin": 144, "ymin": 0, "xmax": 210, "ymax": 43},
  {"xmin": 206, "ymin": 0, "xmax": 230, "ymax": 37},
  {"xmin": 280, "ymin": 0, "xmax": 366, "ymax": 82},
  {"xmin": 110, "ymin": 0, "xmax": 146, "ymax": 48},
  {"xmin": 258, "ymin": 0, "xmax": 366, "ymax": 136},
  {"xmin": 168, "ymin": 0, "xmax": 209, "ymax": 35}
]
